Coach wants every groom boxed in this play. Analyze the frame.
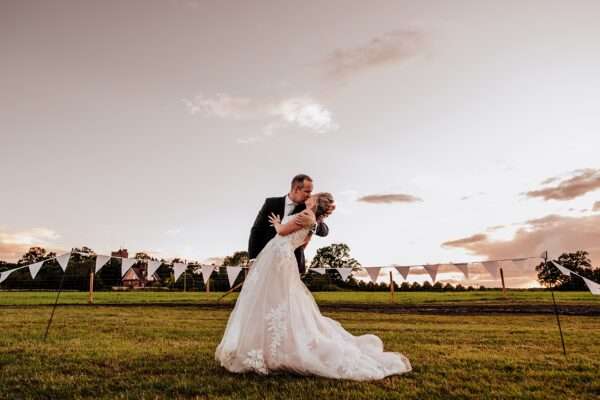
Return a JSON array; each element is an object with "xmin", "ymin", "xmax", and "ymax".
[{"xmin": 248, "ymin": 174, "xmax": 330, "ymax": 274}]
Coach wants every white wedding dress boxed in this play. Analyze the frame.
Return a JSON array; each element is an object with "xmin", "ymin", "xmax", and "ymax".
[{"xmin": 215, "ymin": 215, "xmax": 412, "ymax": 381}]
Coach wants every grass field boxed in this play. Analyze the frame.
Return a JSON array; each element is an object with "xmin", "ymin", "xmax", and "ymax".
[
  {"xmin": 1, "ymin": 289, "xmax": 599, "ymax": 306},
  {"xmin": 1, "ymin": 291, "xmax": 599, "ymax": 399}
]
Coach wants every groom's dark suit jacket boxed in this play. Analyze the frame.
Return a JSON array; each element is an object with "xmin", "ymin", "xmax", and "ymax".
[{"xmin": 248, "ymin": 195, "xmax": 329, "ymax": 274}]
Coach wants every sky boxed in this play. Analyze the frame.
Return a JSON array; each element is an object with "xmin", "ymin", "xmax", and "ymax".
[{"xmin": 1, "ymin": 0, "xmax": 600, "ymax": 288}]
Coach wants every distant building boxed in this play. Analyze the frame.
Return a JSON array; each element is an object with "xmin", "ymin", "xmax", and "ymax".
[{"xmin": 111, "ymin": 248, "xmax": 129, "ymax": 259}]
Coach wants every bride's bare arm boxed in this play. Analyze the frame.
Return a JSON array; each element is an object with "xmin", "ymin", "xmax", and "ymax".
[{"xmin": 269, "ymin": 210, "xmax": 315, "ymax": 236}]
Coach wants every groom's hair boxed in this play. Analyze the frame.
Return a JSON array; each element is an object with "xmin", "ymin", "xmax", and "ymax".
[{"xmin": 291, "ymin": 174, "xmax": 312, "ymax": 189}]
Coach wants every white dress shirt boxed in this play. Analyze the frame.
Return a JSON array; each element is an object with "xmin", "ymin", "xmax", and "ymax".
[{"xmin": 284, "ymin": 194, "xmax": 298, "ymax": 216}]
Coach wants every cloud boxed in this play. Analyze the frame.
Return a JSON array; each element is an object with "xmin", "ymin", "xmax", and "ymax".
[
  {"xmin": 165, "ymin": 228, "xmax": 183, "ymax": 236},
  {"xmin": 525, "ymin": 168, "xmax": 600, "ymax": 201},
  {"xmin": 0, "ymin": 227, "xmax": 63, "ymax": 263},
  {"xmin": 183, "ymin": 94, "xmax": 338, "ymax": 143},
  {"xmin": 323, "ymin": 30, "xmax": 426, "ymax": 80},
  {"xmin": 441, "ymin": 213, "xmax": 600, "ymax": 266},
  {"xmin": 357, "ymin": 193, "xmax": 423, "ymax": 204}
]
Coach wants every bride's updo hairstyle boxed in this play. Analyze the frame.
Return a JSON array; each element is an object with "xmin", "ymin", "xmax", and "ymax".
[{"xmin": 313, "ymin": 192, "xmax": 335, "ymax": 219}]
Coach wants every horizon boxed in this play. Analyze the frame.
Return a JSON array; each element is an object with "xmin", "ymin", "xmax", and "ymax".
[{"xmin": 2, "ymin": 1, "xmax": 600, "ymax": 289}]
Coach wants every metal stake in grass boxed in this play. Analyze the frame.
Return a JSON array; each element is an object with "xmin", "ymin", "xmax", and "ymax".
[
  {"xmin": 43, "ymin": 254, "xmax": 69, "ymax": 341},
  {"xmin": 545, "ymin": 251, "xmax": 567, "ymax": 356}
]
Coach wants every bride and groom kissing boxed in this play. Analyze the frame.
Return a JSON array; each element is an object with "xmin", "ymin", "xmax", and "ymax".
[{"xmin": 215, "ymin": 174, "xmax": 412, "ymax": 381}]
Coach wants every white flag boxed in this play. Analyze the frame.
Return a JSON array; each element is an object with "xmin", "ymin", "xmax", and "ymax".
[
  {"xmin": 29, "ymin": 261, "xmax": 45, "ymax": 279},
  {"xmin": 511, "ymin": 258, "xmax": 528, "ymax": 270},
  {"xmin": 453, "ymin": 263, "xmax": 469, "ymax": 279},
  {"xmin": 582, "ymin": 276, "xmax": 600, "ymax": 295},
  {"xmin": 200, "ymin": 265, "xmax": 216, "ymax": 282},
  {"xmin": 311, "ymin": 268, "xmax": 326, "ymax": 275},
  {"xmin": 146, "ymin": 260, "xmax": 161, "ymax": 278},
  {"xmin": 226, "ymin": 266, "xmax": 242, "ymax": 287},
  {"xmin": 424, "ymin": 264, "xmax": 440, "ymax": 283},
  {"xmin": 121, "ymin": 258, "xmax": 137, "ymax": 277},
  {"xmin": 95, "ymin": 255, "xmax": 111, "ymax": 274},
  {"xmin": 0, "ymin": 269, "xmax": 16, "ymax": 283},
  {"xmin": 481, "ymin": 261, "xmax": 499, "ymax": 279},
  {"xmin": 337, "ymin": 268, "xmax": 353, "ymax": 281},
  {"xmin": 395, "ymin": 266, "xmax": 411, "ymax": 280},
  {"xmin": 551, "ymin": 260, "xmax": 573, "ymax": 277},
  {"xmin": 173, "ymin": 262, "xmax": 188, "ymax": 281},
  {"xmin": 366, "ymin": 267, "xmax": 382, "ymax": 283},
  {"xmin": 56, "ymin": 252, "xmax": 71, "ymax": 272}
]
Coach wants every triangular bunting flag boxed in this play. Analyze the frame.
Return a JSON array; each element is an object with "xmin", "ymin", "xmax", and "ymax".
[
  {"xmin": 56, "ymin": 252, "xmax": 71, "ymax": 272},
  {"xmin": 551, "ymin": 260, "xmax": 573, "ymax": 277},
  {"xmin": 582, "ymin": 276, "xmax": 600, "ymax": 295},
  {"xmin": 423, "ymin": 264, "xmax": 440, "ymax": 283},
  {"xmin": 481, "ymin": 261, "xmax": 500, "ymax": 279},
  {"xmin": 95, "ymin": 255, "xmax": 111, "ymax": 274},
  {"xmin": 173, "ymin": 262, "xmax": 188, "ymax": 281},
  {"xmin": 0, "ymin": 271, "xmax": 7, "ymax": 284},
  {"xmin": 311, "ymin": 268, "xmax": 326, "ymax": 274},
  {"xmin": 121, "ymin": 258, "xmax": 137, "ymax": 277},
  {"xmin": 29, "ymin": 261, "xmax": 45, "ymax": 279},
  {"xmin": 226, "ymin": 266, "xmax": 242, "ymax": 287},
  {"xmin": 146, "ymin": 260, "xmax": 161, "ymax": 278},
  {"xmin": 453, "ymin": 263, "xmax": 469, "ymax": 279},
  {"xmin": 337, "ymin": 268, "xmax": 353, "ymax": 281},
  {"xmin": 200, "ymin": 265, "xmax": 216, "ymax": 282},
  {"xmin": 366, "ymin": 267, "xmax": 382, "ymax": 283},
  {"xmin": 395, "ymin": 266, "xmax": 411, "ymax": 280},
  {"xmin": 511, "ymin": 258, "xmax": 529, "ymax": 270}
]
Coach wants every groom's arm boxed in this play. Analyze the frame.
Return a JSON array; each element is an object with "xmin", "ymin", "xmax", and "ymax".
[{"xmin": 248, "ymin": 199, "xmax": 271, "ymax": 259}]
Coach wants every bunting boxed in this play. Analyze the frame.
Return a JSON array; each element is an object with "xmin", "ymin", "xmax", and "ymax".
[
  {"xmin": 146, "ymin": 260, "xmax": 161, "ymax": 278},
  {"xmin": 226, "ymin": 266, "xmax": 242, "ymax": 287},
  {"xmin": 200, "ymin": 265, "xmax": 216, "ymax": 282},
  {"xmin": 29, "ymin": 261, "xmax": 45, "ymax": 279},
  {"xmin": 423, "ymin": 264, "xmax": 440, "ymax": 283},
  {"xmin": 551, "ymin": 261, "xmax": 573, "ymax": 277},
  {"xmin": 551, "ymin": 260, "xmax": 600, "ymax": 296},
  {"xmin": 453, "ymin": 263, "xmax": 469, "ymax": 279},
  {"xmin": 395, "ymin": 266, "xmax": 410, "ymax": 280},
  {"xmin": 337, "ymin": 268, "xmax": 353, "ymax": 281},
  {"xmin": 311, "ymin": 268, "xmax": 327, "ymax": 275},
  {"xmin": 173, "ymin": 262, "xmax": 188, "ymax": 281},
  {"xmin": 121, "ymin": 258, "xmax": 137, "ymax": 277},
  {"xmin": 56, "ymin": 252, "xmax": 71, "ymax": 272},
  {"xmin": 95, "ymin": 255, "xmax": 111, "ymax": 273},
  {"xmin": 481, "ymin": 261, "xmax": 500, "ymax": 279},
  {"xmin": 366, "ymin": 267, "xmax": 382, "ymax": 283}
]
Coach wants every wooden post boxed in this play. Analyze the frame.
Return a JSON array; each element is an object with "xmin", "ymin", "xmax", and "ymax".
[
  {"xmin": 499, "ymin": 267, "xmax": 506, "ymax": 297},
  {"xmin": 88, "ymin": 270, "xmax": 94, "ymax": 304},
  {"xmin": 389, "ymin": 271, "xmax": 394, "ymax": 303}
]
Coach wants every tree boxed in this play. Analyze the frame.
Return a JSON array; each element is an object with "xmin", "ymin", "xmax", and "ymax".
[
  {"xmin": 223, "ymin": 251, "xmax": 249, "ymax": 267},
  {"xmin": 536, "ymin": 250, "xmax": 598, "ymax": 290},
  {"xmin": 310, "ymin": 243, "xmax": 361, "ymax": 269},
  {"xmin": 17, "ymin": 246, "xmax": 56, "ymax": 266}
]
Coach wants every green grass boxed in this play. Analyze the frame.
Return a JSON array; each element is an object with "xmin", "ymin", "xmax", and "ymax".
[
  {"xmin": 1, "ymin": 305, "xmax": 599, "ymax": 399},
  {"xmin": 1, "ymin": 290, "xmax": 598, "ymax": 306}
]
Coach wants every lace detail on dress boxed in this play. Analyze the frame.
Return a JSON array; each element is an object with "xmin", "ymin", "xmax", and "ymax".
[
  {"xmin": 265, "ymin": 304, "xmax": 287, "ymax": 358},
  {"xmin": 243, "ymin": 349, "xmax": 268, "ymax": 374}
]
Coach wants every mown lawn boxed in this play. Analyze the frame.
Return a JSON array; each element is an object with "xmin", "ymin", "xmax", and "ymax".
[
  {"xmin": 1, "ymin": 290, "xmax": 599, "ymax": 307},
  {"xmin": 1, "ymin": 304, "xmax": 599, "ymax": 399}
]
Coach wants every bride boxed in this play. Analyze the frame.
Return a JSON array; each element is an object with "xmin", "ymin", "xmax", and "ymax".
[{"xmin": 215, "ymin": 192, "xmax": 412, "ymax": 381}]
